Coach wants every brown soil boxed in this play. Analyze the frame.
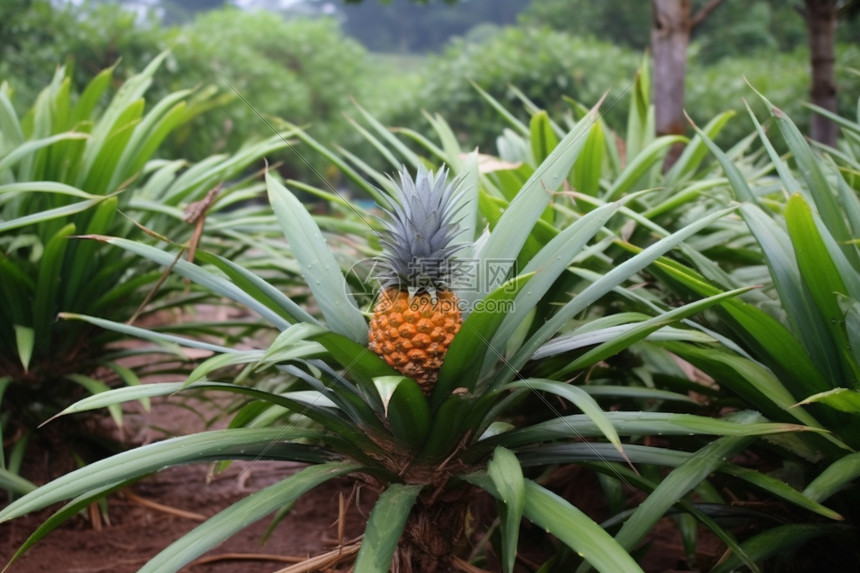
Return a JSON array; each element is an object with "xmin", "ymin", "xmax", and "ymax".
[
  {"xmin": 1, "ymin": 464, "xmax": 371, "ymax": 573},
  {"xmin": 0, "ymin": 392, "xmax": 375, "ymax": 573}
]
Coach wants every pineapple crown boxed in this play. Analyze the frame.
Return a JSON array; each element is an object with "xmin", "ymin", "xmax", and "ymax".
[{"xmin": 375, "ymin": 165, "xmax": 468, "ymax": 294}]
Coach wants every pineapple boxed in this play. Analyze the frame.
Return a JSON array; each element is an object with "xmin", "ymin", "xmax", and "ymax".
[{"xmin": 368, "ymin": 166, "xmax": 467, "ymax": 395}]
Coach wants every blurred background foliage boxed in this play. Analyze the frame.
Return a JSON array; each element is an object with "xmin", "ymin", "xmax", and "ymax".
[{"xmin": 0, "ymin": 0, "xmax": 858, "ymax": 183}]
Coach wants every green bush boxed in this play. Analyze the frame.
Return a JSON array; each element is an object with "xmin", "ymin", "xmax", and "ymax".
[
  {"xmin": 0, "ymin": 1, "xmax": 164, "ymax": 110},
  {"xmin": 0, "ymin": 3, "xmax": 381, "ymax": 179},
  {"xmin": 0, "ymin": 56, "xmax": 287, "ymax": 492},
  {"xmin": 398, "ymin": 29, "xmax": 639, "ymax": 152},
  {"xmin": 686, "ymin": 44, "xmax": 860, "ymax": 147},
  {"xmin": 158, "ymin": 10, "xmax": 375, "ymax": 173}
]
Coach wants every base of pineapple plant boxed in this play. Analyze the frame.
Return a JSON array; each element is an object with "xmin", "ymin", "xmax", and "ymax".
[{"xmin": 395, "ymin": 486, "xmax": 474, "ymax": 572}]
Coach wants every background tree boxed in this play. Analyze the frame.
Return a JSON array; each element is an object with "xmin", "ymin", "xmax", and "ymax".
[
  {"xmin": 520, "ymin": 0, "xmax": 857, "ymax": 147},
  {"xmin": 800, "ymin": 0, "xmax": 859, "ymax": 145},
  {"xmin": 651, "ymin": 0, "xmax": 727, "ymax": 144}
]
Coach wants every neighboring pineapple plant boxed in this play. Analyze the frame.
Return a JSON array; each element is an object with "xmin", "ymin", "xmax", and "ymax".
[
  {"xmin": 0, "ymin": 56, "xmax": 288, "ymax": 493},
  {"xmin": 368, "ymin": 166, "xmax": 466, "ymax": 394}
]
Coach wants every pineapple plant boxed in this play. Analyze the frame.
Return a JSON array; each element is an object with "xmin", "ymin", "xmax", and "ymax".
[
  {"xmin": 0, "ymin": 83, "xmax": 842, "ymax": 572},
  {"xmin": 368, "ymin": 166, "xmax": 466, "ymax": 395},
  {"xmin": 0, "ymin": 57, "xmax": 289, "ymax": 491}
]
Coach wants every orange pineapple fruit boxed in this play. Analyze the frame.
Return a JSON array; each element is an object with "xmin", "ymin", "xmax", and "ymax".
[{"xmin": 368, "ymin": 166, "xmax": 467, "ymax": 395}]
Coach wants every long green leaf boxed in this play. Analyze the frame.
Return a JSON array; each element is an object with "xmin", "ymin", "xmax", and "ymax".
[
  {"xmin": 525, "ymin": 479, "xmax": 644, "ymax": 572},
  {"xmin": 277, "ymin": 121, "xmax": 385, "ymax": 203},
  {"xmin": 312, "ymin": 330, "xmax": 399, "ymax": 387},
  {"xmin": 534, "ymin": 321, "xmax": 714, "ymax": 359},
  {"xmin": 572, "ymin": 116, "xmax": 605, "ymax": 197},
  {"xmin": 374, "ymin": 376, "xmax": 431, "ymax": 450},
  {"xmin": 604, "ymin": 135, "xmax": 686, "ymax": 201},
  {"xmin": 0, "ymin": 468, "xmax": 36, "ymax": 496},
  {"xmin": 75, "ymin": 51, "xmax": 168, "ymax": 188},
  {"xmin": 488, "ymin": 447, "xmax": 525, "ymax": 573},
  {"xmin": 352, "ymin": 483, "xmax": 423, "ymax": 573},
  {"xmin": 510, "ymin": 205, "xmax": 738, "ymax": 377},
  {"xmin": 12, "ymin": 326, "xmax": 34, "ymax": 372},
  {"xmin": 194, "ymin": 249, "xmax": 317, "ymax": 325},
  {"xmin": 710, "ymin": 524, "xmax": 850, "ymax": 573},
  {"xmin": 267, "ymin": 173, "xmax": 368, "ymax": 344},
  {"xmin": 482, "ymin": 201, "xmax": 619, "ymax": 380},
  {"xmin": 785, "ymin": 193, "xmax": 859, "ymax": 384},
  {"xmin": 652, "ymin": 256, "xmax": 830, "ymax": 399},
  {"xmin": 554, "ymin": 286, "xmax": 752, "ymax": 377},
  {"xmin": 108, "ymin": 90, "xmax": 192, "ymax": 190},
  {"xmin": 803, "ymin": 452, "xmax": 860, "ymax": 503},
  {"xmin": 741, "ymin": 203, "xmax": 836, "ymax": 378},
  {"xmin": 63, "ymin": 195, "xmax": 119, "ymax": 305},
  {"xmin": 582, "ymin": 463, "xmax": 759, "ymax": 572},
  {"xmin": 467, "ymin": 473, "xmax": 644, "ymax": 572},
  {"xmin": 70, "ymin": 64, "xmax": 115, "ymax": 125},
  {"xmin": 60, "ymin": 313, "xmax": 238, "ymax": 355},
  {"xmin": 503, "ymin": 379, "xmax": 624, "ymax": 456},
  {"xmin": 139, "ymin": 462, "xmax": 360, "ymax": 573},
  {"xmin": 686, "ymin": 111, "xmax": 754, "ymax": 202},
  {"xmin": 612, "ymin": 414, "xmax": 761, "ymax": 558},
  {"xmin": 471, "ymin": 94, "xmax": 606, "ymax": 302},
  {"xmin": 530, "ymin": 110, "xmax": 559, "ymax": 165},
  {"xmin": 75, "ymin": 237, "xmax": 292, "ymax": 329},
  {"xmin": 512, "ymin": 443, "xmax": 841, "ymax": 520},
  {"xmin": 0, "ymin": 198, "xmax": 104, "ymax": 232},
  {"xmin": 797, "ymin": 387, "xmax": 860, "ymax": 413},
  {"xmin": 45, "ymin": 378, "xmax": 377, "ymax": 454},
  {"xmin": 751, "ymin": 86, "xmax": 857, "ymax": 267},
  {"xmin": 435, "ymin": 273, "xmax": 534, "ymax": 403},
  {"xmin": 420, "ymin": 393, "xmax": 496, "ymax": 463},
  {"xmin": 32, "ymin": 223, "xmax": 75, "ymax": 351},
  {"xmin": 483, "ymin": 411, "xmax": 816, "ymax": 453},
  {"xmin": 0, "ymin": 180, "xmax": 97, "ymax": 200},
  {"xmin": 0, "ymin": 84, "xmax": 24, "ymax": 148},
  {"xmin": 664, "ymin": 343, "xmax": 835, "ymax": 437},
  {"xmin": 472, "ymin": 82, "xmax": 530, "ymax": 137},
  {"xmin": 720, "ymin": 464, "xmax": 842, "ymax": 520},
  {"xmin": 0, "ymin": 427, "xmax": 337, "ymax": 523},
  {"xmin": 423, "ymin": 112, "xmax": 467, "ymax": 168},
  {"xmin": 352, "ymin": 102, "xmax": 424, "ymax": 170},
  {"xmin": 65, "ymin": 374, "xmax": 123, "ymax": 427},
  {"xmin": 0, "ymin": 132, "xmax": 88, "ymax": 173},
  {"xmin": 664, "ymin": 110, "xmax": 735, "ymax": 185}
]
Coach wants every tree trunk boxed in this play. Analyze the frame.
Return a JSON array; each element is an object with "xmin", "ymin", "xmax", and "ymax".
[
  {"xmin": 804, "ymin": 0, "xmax": 839, "ymax": 146},
  {"xmin": 651, "ymin": 0, "xmax": 692, "ymax": 170},
  {"xmin": 651, "ymin": 0, "xmax": 692, "ymax": 139}
]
